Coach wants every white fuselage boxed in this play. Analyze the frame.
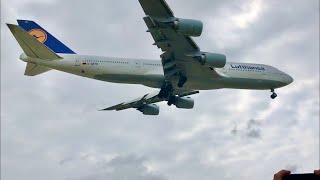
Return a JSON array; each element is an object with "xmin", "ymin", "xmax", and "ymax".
[{"xmin": 20, "ymin": 54, "xmax": 293, "ymax": 91}]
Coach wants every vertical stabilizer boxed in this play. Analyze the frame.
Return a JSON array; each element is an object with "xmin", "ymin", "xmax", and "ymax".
[
  {"xmin": 7, "ymin": 23, "xmax": 62, "ymax": 60},
  {"xmin": 17, "ymin": 20, "xmax": 76, "ymax": 54}
]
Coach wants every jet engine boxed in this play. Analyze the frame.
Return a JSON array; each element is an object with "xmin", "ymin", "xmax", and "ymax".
[
  {"xmin": 138, "ymin": 104, "xmax": 160, "ymax": 115},
  {"xmin": 201, "ymin": 53, "xmax": 226, "ymax": 68},
  {"xmin": 175, "ymin": 97, "xmax": 194, "ymax": 109},
  {"xmin": 173, "ymin": 18, "xmax": 203, "ymax": 37}
]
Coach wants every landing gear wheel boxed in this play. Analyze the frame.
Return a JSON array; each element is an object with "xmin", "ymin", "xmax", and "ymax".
[
  {"xmin": 158, "ymin": 82, "xmax": 173, "ymax": 99},
  {"xmin": 159, "ymin": 90, "xmax": 170, "ymax": 99},
  {"xmin": 271, "ymin": 93, "xmax": 277, "ymax": 99},
  {"xmin": 270, "ymin": 88, "xmax": 277, "ymax": 99},
  {"xmin": 167, "ymin": 96, "xmax": 176, "ymax": 106}
]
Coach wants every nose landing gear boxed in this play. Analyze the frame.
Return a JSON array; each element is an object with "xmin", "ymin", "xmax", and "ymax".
[{"xmin": 271, "ymin": 88, "xmax": 277, "ymax": 99}]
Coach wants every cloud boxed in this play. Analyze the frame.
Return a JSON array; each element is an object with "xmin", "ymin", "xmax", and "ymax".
[
  {"xmin": 247, "ymin": 129, "xmax": 262, "ymax": 139},
  {"xmin": 70, "ymin": 155, "xmax": 167, "ymax": 180},
  {"xmin": 231, "ymin": 125, "xmax": 238, "ymax": 135},
  {"xmin": 59, "ymin": 157, "xmax": 74, "ymax": 165},
  {"xmin": 1, "ymin": 0, "xmax": 319, "ymax": 180},
  {"xmin": 246, "ymin": 119, "xmax": 262, "ymax": 138},
  {"xmin": 230, "ymin": 119, "xmax": 262, "ymax": 139},
  {"xmin": 285, "ymin": 164, "xmax": 299, "ymax": 173},
  {"xmin": 231, "ymin": 0, "xmax": 264, "ymax": 29}
]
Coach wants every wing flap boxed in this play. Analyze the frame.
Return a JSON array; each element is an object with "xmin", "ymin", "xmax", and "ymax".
[
  {"xmin": 139, "ymin": 0, "xmax": 174, "ymax": 18},
  {"xmin": 143, "ymin": 16, "xmax": 199, "ymax": 53},
  {"xmin": 143, "ymin": 17, "xmax": 171, "ymax": 51}
]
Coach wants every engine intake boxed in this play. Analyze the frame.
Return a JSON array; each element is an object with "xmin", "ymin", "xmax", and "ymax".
[
  {"xmin": 138, "ymin": 104, "xmax": 159, "ymax": 115},
  {"xmin": 174, "ymin": 18, "xmax": 203, "ymax": 37},
  {"xmin": 201, "ymin": 53, "xmax": 226, "ymax": 68},
  {"xmin": 175, "ymin": 97, "xmax": 194, "ymax": 109}
]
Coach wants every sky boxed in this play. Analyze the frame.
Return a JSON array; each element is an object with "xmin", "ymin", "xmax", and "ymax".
[{"xmin": 1, "ymin": 0, "xmax": 319, "ymax": 179}]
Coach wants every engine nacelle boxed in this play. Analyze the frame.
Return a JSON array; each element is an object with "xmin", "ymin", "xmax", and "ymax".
[
  {"xmin": 201, "ymin": 53, "xmax": 226, "ymax": 68},
  {"xmin": 175, "ymin": 97, "xmax": 194, "ymax": 109},
  {"xmin": 174, "ymin": 18, "xmax": 203, "ymax": 37},
  {"xmin": 138, "ymin": 104, "xmax": 160, "ymax": 116}
]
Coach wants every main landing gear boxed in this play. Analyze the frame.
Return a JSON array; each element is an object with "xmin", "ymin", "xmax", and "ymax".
[
  {"xmin": 271, "ymin": 88, "xmax": 277, "ymax": 99},
  {"xmin": 178, "ymin": 75, "xmax": 187, "ymax": 88},
  {"xmin": 158, "ymin": 81, "xmax": 173, "ymax": 99},
  {"xmin": 167, "ymin": 96, "xmax": 176, "ymax": 106}
]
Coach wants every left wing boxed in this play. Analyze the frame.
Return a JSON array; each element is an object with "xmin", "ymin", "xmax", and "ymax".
[
  {"xmin": 101, "ymin": 90, "xmax": 199, "ymax": 115},
  {"xmin": 139, "ymin": 0, "xmax": 174, "ymax": 18},
  {"xmin": 139, "ymin": 0, "xmax": 223, "ymax": 83}
]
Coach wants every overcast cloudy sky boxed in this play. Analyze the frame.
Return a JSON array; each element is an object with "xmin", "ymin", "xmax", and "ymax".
[{"xmin": 1, "ymin": 0, "xmax": 319, "ymax": 179}]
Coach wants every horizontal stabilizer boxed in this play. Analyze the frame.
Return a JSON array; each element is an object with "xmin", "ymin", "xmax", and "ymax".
[
  {"xmin": 6, "ymin": 24, "xmax": 62, "ymax": 60},
  {"xmin": 24, "ymin": 63, "xmax": 51, "ymax": 76}
]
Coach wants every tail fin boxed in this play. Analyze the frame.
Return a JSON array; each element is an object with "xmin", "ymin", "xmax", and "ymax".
[
  {"xmin": 17, "ymin": 20, "xmax": 76, "ymax": 54},
  {"xmin": 7, "ymin": 23, "xmax": 61, "ymax": 76},
  {"xmin": 7, "ymin": 23, "xmax": 61, "ymax": 60}
]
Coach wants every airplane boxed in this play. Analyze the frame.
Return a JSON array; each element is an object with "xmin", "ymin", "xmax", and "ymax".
[{"xmin": 7, "ymin": 0, "xmax": 293, "ymax": 115}]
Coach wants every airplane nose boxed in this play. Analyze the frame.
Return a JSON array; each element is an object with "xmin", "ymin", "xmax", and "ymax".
[{"xmin": 286, "ymin": 75, "xmax": 294, "ymax": 84}]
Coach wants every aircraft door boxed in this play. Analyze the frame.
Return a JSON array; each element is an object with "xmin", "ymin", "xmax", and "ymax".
[
  {"xmin": 135, "ymin": 61, "xmax": 142, "ymax": 69},
  {"xmin": 75, "ymin": 59, "xmax": 81, "ymax": 66},
  {"xmin": 267, "ymin": 71, "xmax": 272, "ymax": 76},
  {"xmin": 222, "ymin": 67, "xmax": 227, "ymax": 73},
  {"xmin": 262, "ymin": 71, "xmax": 271, "ymax": 76}
]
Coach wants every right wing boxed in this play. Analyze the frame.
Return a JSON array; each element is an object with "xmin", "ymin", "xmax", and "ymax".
[{"xmin": 102, "ymin": 91, "xmax": 163, "ymax": 111}]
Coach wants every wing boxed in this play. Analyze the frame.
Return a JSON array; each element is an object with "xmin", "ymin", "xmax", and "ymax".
[
  {"xmin": 139, "ymin": 0, "xmax": 174, "ymax": 18},
  {"xmin": 102, "ymin": 91, "xmax": 162, "ymax": 111},
  {"xmin": 139, "ymin": 0, "xmax": 221, "ymax": 80},
  {"xmin": 101, "ymin": 90, "xmax": 199, "ymax": 111}
]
